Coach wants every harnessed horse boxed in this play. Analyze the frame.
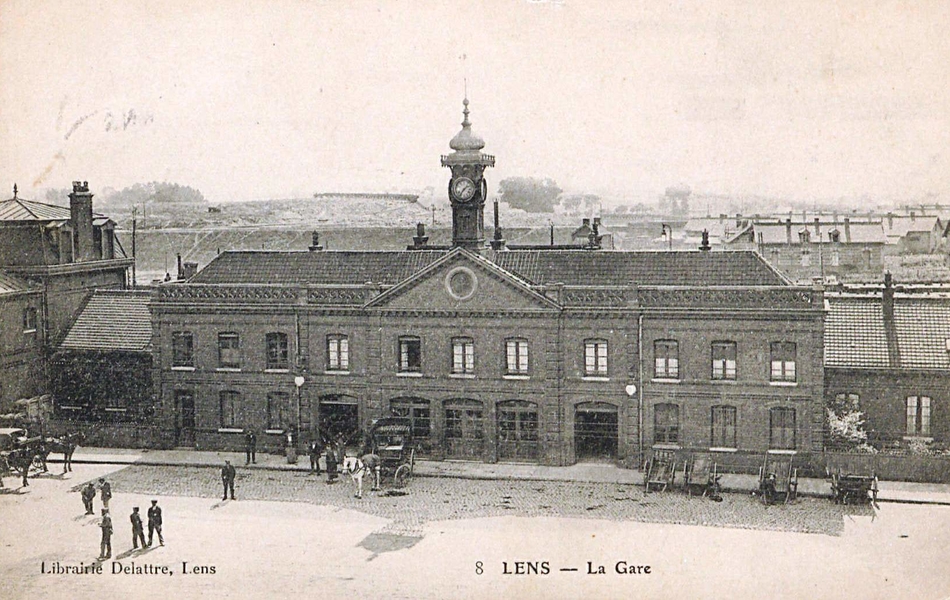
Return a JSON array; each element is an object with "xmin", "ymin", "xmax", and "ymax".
[
  {"xmin": 340, "ymin": 454, "xmax": 381, "ymax": 499},
  {"xmin": 44, "ymin": 432, "xmax": 84, "ymax": 473}
]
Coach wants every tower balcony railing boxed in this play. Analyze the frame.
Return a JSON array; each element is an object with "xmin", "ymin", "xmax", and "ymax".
[{"xmin": 441, "ymin": 153, "xmax": 495, "ymax": 168}]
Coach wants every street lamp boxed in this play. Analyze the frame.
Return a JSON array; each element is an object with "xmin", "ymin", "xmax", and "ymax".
[
  {"xmin": 292, "ymin": 375, "xmax": 305, "ymax": 463},
  {"xmin": 661, "ymin": 223, "xmax": 673, "ymax": 251}
]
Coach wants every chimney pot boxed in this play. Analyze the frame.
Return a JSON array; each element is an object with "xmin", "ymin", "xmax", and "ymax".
[{"xmin": 309, "ymin": 231, "xmax": 324, "ymax": 251}]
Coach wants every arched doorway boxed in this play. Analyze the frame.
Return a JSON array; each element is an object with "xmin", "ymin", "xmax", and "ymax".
[
  {"xmin": 574, "ymin": 402, "xmax": 618, "ymax": 462},
  {"xmin": 317, "ymin": 394, "xmax": 359, "ymax": 445},
  {"xmin": 497, "ymin": 400, "xmax": 539, "ymax": 462},
  {"xmin": 390, "ymin": 397, "xmax": 432, "ymax": 456},
  {"xmin": 443, "ymin": 399, "xmax": 484, "ymax": 460}
]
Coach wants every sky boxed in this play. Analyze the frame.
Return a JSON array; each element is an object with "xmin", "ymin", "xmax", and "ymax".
[{"xmin": 1, "ymin": 0, "xmax": 949, "ymax": 205}]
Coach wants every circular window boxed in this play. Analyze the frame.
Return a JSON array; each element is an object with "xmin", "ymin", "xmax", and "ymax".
[{"xmin": 445, "ymin": 266, "xmax": 478, "ymax": 301}]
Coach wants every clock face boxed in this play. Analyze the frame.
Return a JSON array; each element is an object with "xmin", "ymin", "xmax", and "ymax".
[{"xmin": 453, "ymin": 177, "xmax": 477, "ymax": 202}]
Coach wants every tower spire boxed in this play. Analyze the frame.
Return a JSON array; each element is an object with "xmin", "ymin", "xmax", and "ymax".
[{"xmin": 12, "ymin": 183, "xmax": 17, "ymax": 199}]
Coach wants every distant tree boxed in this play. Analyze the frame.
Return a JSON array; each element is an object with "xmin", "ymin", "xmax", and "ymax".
[
  {"xmin": 826, "ymin": 393, "xmax": 875, "ymax": 452},
  {"xmin": 614, "ymin": 205, "xmax": 630, "ymax": 214},
  {"xmin": 104, "ymin": 182, "xmax": 207, "ymax": 206},
  {"xmin": 560, "ymin": 195, "xmax": 582, "ymax": 214},
  {"xmin": 498, "ymin": 177, "xmax": 562, "ymax": 213}
]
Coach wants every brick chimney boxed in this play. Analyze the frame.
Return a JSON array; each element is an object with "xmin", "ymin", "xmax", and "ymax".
[
  {"xmin": 882, "ymin": 272, "xmax": 900, "ymax": 367},
  {"xmin": 844, "ymin": 217, "xmax": 851, "ymax": 243},
  {"xmin": 490, "ymin": 200, "xmax": 506, "ymax": 251},
  {"xmin": 699, "ymin": 229, "xmax": 711, "ymax": 251},
  {"xmin": 785, "ymin": 218, "xmax": 792, "ymax": 244},
  {"xmin": 309, "ymin": 231, "xmax": 324, "ymax": 252},
  {"xmin": 814, "ymin": 217, "xmax": 820, "ymax": 236},
  {"xmin": 182, "ymin": 261, "xmax": 198, "ymax": 280},
  {"xmin": 69, "ymin": 181, "xmax": 95, "ymax": 262},
  {"xmin": 411, "ymin": 223, "xmax": 429, "ymax": 250}
]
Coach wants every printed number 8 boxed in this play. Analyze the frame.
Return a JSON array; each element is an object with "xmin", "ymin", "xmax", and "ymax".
[{"xmin": 475, "ymin": 561, "xmax": 483, "ymax": 575}]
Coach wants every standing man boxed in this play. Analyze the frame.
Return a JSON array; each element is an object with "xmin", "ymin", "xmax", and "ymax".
[
  {"xmin": 244, "ymin": 430, "xmax": 257, "ymax": 465},
  {"xmin": 81, "ymin": 482, "xmax": 96, "ymax": 515},
  {"xmin": 308, "ymin": 438, "xmax": 322, "ymax": 474},
  {"xmin": 99, "ymin": 478, "xmax": 112, "ymax": 510},
  {"xmin": 130, "ymin": 507, "xmax": 146, "ymax": 550},
  {"xmin": 325, "ymin": 443, "xmax": 338, "ymax": 484},
  {"xmin": 99, "ymin": 509, "xmax": 113, "ymax": 559},
  {"xmin": 147, "ymin": 500, "xmax": 164, "ymax": 547},
  {"xmin": 221, "ymin": 460, "xmax": 236, "ymax": 500}
]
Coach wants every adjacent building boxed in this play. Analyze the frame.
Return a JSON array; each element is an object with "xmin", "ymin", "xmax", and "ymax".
[
  {"xmin": 0, "ymin": 182, "xmax": 133, "ymax": 414},
  {"xmin": 825, "ymin": 275, "xmax": 950, "ymax": 446}
]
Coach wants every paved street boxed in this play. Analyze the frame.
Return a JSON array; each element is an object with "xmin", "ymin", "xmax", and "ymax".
[{"xmin": 2, "ymin": 463, "xmax": 950, "ymax": 600}]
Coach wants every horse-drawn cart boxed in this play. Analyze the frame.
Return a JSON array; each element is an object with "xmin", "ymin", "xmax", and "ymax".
[{"xmin": 369, "ymin": 417, "xmax": 415, "ymax": 488}]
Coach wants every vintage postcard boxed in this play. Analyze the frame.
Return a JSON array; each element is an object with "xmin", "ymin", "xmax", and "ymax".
[{"xmin": 1, "ymin": 1, "xmax": 949, "ymax": 599}]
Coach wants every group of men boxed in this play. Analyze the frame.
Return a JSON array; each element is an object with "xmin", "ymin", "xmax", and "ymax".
[{"xmin": 81, "ymin": 477, "xmax": 163, "ymax": 559}]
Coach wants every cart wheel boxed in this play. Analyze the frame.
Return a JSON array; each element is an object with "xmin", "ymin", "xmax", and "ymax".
[{"xmin": 394, "ymin": 464, "xmax": 411, "ymax": 488}]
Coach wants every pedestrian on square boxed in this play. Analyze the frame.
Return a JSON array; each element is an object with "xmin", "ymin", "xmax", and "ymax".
[
  {"xmin": 245, "ymin": 430, "xmax": 257, "ymax": 465},
  {"xmin": 99, "ymin": 509, "xmax": 113, "ymax": 559},
  {"xmin": 99, "ymin": 478, "xmax": 112, "ymax": 509},
  {"xmin": 147, "ymin": 500, "xmax": 164, "ymax": 546},
  {"xmin": 309, "ymin": 438, "xmax": 322, "ymax": 474},
  {"xmin": 325, "ymin": 443, "xmax": 338, "ymax": 483},
  {"xmin": 81, "ymin": 482, "xmax": 96, "ymax": 515},
  {"xmin": 130, "ymin": 507, "xmax": 146, "ymax": 550},
  {"xmin": 221, "ymin": 460, "xmax": 236, "ymax": 500}
]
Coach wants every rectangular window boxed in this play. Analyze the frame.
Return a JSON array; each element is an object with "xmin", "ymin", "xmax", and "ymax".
[
  {"xmin": 654, "ymin": 403, "xmax": 679, "ymax": 445},
  {"xmin": 399, "ymin": 336, "xmax": 421, "ymax": 373},
  {"xmin": 219, "ymin": 390, "xmax": 240, "ymax": 428},
  {"xmin": 22, "ymin": 307, "xmax": 37, "ymax": 332},
  {"xmin": 770, "ymin": 342, "xmax": 797, "ymax": 382},
  {"xmin": 769, "ymin": 407, "xmax": 796, "ymax": 450},
  {"xmin": 801, "ymin": 249, "xmax": 811, "ymax": 267},
  {"xmin": 711, "ymin": 405, "xmax": 737, "ymax": 448},
  {"xmin": 584, "ymin": 339, "xmax": 608, "ymax": 376},
  {"xmin": 906, "ymin": 396, "xmax": 932, "ymax": 436},
  {"xmin": 267, "ymin": 392, "xmax": 288, "ymax": 430},
  {"xmin": 218, "ymin": 332, "xmax": 240, "ymax": 369},
  {"xmin": 172, "ymin": 331, "xmax": 194, "ymax": 368},
  {"xmin": 505, "ymin": 338, "xmax": 529, "ymax": 375},
  {"xmin": 711, "ymin": 341, "xmax": 737, "ymax": 380},
  {"xmin": 654, "ymin": 340, "xmax": 679, "ymax": 379},
  {"xmin": 831, "ymin": 249, "xmax": 840, "ymax": 267},
  {"xmin": 266, "ymin": 332, "xmax": 289, "ymax": 370},
  {"xmin": 327, "ymin": 335, "xmax": 349, "ymax": 371},
  {"xmin": 452, "ymin": 337, "xmax": 475, "ymax": 374}
]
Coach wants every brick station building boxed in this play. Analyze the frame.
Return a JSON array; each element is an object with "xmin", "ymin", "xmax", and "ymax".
[{"xmin": 150, "ymin": 99, "xmax": 825, "ymax": 466}]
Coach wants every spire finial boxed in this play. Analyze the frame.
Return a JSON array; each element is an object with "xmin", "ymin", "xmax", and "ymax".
[
  {"xmin": 461, "ymin": 94, "xmax": 471, "ymax": 127},
  {"xmin": 12, "ymin": 183, "xmax": 17, "ymax": 199}
]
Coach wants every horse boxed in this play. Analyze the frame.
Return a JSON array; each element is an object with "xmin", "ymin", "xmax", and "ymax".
[
  {"xmin": 44, "ymin": 432, "xmax": 84, "ymax": 473},
  {"xmin": 340, "ymin": 454, "xmax": 381, "ymax": 499},
  {"xmin": 5, "ymin": 448, "xmax": 34, "ymax": 487}
]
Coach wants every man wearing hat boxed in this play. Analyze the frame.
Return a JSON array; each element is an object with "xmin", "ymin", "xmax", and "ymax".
[
  {"xmin": 130, "ymin": 507, "xmax": 146, "ymax": 550},
  {"xmin": 147, "ymin": 500, "xmax": 164, "ymax": 547},
  {"xmin": 221, "ymin": 460, "xmax": 236, "ymax": 500},
  {"xmin": 99, "ymin": 509, "xmax": 113, "ymax": 559}
]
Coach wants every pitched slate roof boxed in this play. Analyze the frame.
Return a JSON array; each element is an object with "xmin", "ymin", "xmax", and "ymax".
[
  {"xmin": 752, "ymin": 221, "xmax": 885, "ymax": 245},
  {"xmin": 824, "ymin": 295, "xmax": 890, "ymax": 368},
  {"xmin": 0, "ymin": 197, "xmax": 108, "ymax": 223},
  {"xmin": 188, "ymin": 248, "xmax": 788, "ymax": 287},
  {"xmin": 59, "ymin": 290, "xmax": 152, "ymax": 352},
  {"xmin": 825, "ymin": 293, "xmax": 950, "ymax": 370},
  {"xmin": 0, "ymin": 271, "xmax": 34, "ymax": 296}
]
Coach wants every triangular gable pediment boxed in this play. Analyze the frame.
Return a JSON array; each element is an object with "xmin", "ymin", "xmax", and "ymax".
[{"xmin": 365, "ymin": 248, "xmax": 559, "ymax": 311}]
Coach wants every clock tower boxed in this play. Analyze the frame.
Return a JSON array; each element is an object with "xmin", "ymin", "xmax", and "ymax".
[{"xmin": 441, "ymin": 97, "xmax": 495, "ymax": 250}]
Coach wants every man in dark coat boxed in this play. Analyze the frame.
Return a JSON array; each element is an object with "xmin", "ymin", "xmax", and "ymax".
[
  {"xmin": 221, "ymin": 460, "xmax": 236, "ymax": 500},
  {"xmin": 147, "ymin": 500, "xmax": 164, "ymax": 547},
  {"xmin": 244, "ymin": 431, "xmax": 257, "ymax": 465},
  {"xmin": 325, "ymin": 444, "xmax": 338, "ymax": 483},
  {"xmin": 130, "ymin": 507, "xmax": 146, "ymax": 549},
  {"xmin": 81, "ymin": 482, "xmax": 96, "ymax": 515},
  {"xmin": 308, "ymin": 439, "xmax": 322, "ymax": 474},
  {"xmin": 99, "ymin": 478, "xmax": 112, "ymax": 510},
  {"xmin": 99, "ymin": 509, "xmax": 113, "ymax": 559}
]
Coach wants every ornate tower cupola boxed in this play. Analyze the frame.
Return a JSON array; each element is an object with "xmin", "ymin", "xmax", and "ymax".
[{"xmin": 442, "ymin": 97, "xmax": 495, "ymax": 250}]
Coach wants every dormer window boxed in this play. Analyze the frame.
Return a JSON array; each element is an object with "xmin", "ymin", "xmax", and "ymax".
[
  {"xmin": 829, "ymin": 229, "xmax": 841, "ymax": 243},
  {"xmin": 798, "ymin": 229, "xmax": 811, "ymax": 243}
]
